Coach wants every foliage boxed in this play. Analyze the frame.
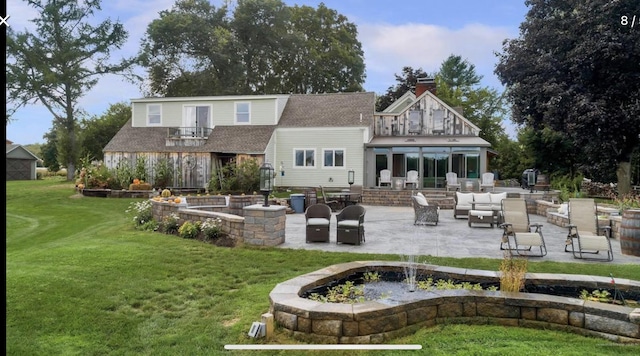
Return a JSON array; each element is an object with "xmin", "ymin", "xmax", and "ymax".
[
  {"xmin": 139, "ymin": 0, "xmax": 364, "ymax": 97},
  {"xmin": 178, "ymin": 221, "xmax": 200, "ymax": 239},
  {"xmin": 416, "ymin": 278, "xmax": 498, "ymax": 292},
  {"xmin": 125, "ymin": 200, "xmax": 154, "ymax": 229},
  {"xmin": 200, "ymin": 217, "xmax": 224, "ymax": 240},
  {"xmin": 6, "ymin": 0, "xmax": 136, "ymax": 181},
  {"xmin": 495, "ymin": 0, "xmax": 640, "ymax": 194},
  {"xmin": 160, "ymin": 213, "xmax": 180, "ymax": 235},
  {"xmin": 79, "ymin": 102, "xmax": 132, "ymax": 161},
  {"xmin": 499, "ymin": 255, "xmax": 528, "ymax": 292},
  {"xmin": 609, "ymin": 193, "xmax": 640, "ymax": 212},
  {"xmin": 579, "ymin": 289, "xmax": 612, "ymax": 304},
  {"xmin": 208, "ymin": 158, "xmax": 260, "ymax": 194},
  {"xmin": 153, "ymin": 158, "xmax": 174, "ymax": 189},
  {"xmin": 133, "ymin": 156, "xmax": 148, "ymax": 183},
  {"xmin": 363, "ymin": 271, "xmax": 381, "ymax": 283},
  {"xmin": 308, "ymin": 280, "xmax": 365, "ymax": 304},
  {"xmin": 375, "ymin": 66, "xmax": 431, "ymax": 111},
  {"xmin": 40, "ymin": 126, "xmax": 61, "ymax": 172},
  {"xmin": 113, "ymin": 159, "xmax": 134, "ymax": 190},
  {"xmin": 84, "ymin": 163, "xmax": 117, "ymax": 189}
]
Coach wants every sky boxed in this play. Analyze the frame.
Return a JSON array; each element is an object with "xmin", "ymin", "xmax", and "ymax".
[{"xmin": 5, "ymin": 0, "xmax": 529, "ymax": 145}]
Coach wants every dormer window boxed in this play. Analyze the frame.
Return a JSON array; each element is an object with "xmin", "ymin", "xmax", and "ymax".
[
  {"xmin": 147, "ymin": 104, "xmax": 161, "ymax": 125},
  {"xmin": 235, "ymin": 102, "xmax": 250, "ymax": 124}
]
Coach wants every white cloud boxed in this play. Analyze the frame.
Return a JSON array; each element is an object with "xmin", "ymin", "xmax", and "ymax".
[{"xmin": 359, "ymin": 22, "xmax": 513, "ymax": 92}]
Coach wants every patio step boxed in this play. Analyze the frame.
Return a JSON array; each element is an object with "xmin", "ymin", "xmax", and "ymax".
[{"xmin": 361, "ymin": 189, "xmax": 455, "ymax": 209}]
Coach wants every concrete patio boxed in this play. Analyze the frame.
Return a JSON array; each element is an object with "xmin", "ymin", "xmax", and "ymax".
[{"xmin": 279, "ymin": 204, "xmax": 640, "ymax": 264}]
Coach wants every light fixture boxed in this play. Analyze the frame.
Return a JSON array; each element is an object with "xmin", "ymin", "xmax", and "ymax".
[
  {"xmin": 348, "ymin": 169, "xmax": 355, "ymax": 188},
  {"xmin": 259, "ymin": 162, "xmax": 274, "ymax": 207}
]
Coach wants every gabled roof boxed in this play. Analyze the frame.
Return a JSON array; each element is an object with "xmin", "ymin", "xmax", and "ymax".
[
  {"xmin": 6, "ymin": 144, "xmax": 40, "ymax": 160},
  {"xmin": 278, "ymin": 92, "xmax": 375, "ymax": 127},
  {"xmin": 380, "ymin": 91, "xmax": 416, "ymax": 114},
  {"xmin": 103, "ymin": 119, "xmax": 276, "ymax": 154}
]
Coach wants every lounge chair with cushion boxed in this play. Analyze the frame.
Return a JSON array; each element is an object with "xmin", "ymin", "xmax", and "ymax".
[
  {"xmin": 411, "ymin": 192, "xmax": 439, "ymax": 225},
  {"xmin": 305, "ymin": 204, "xmax": 332, "ymax": 243},
  {"xmin": 336, "ymin": 205, "xmax": 366, "ymax": 245},
  {"xmin": 499, "ymin": 198, "xmax": 547, "ymax": 257},
  {"xmin": 565, "ymin": 198, "xmax": 613, "ymax": 261}
]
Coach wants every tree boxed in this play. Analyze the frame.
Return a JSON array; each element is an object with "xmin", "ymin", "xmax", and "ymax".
[
  {"xmin": 80, "ymin": 102, "xmax": 132, "ymax": 161},
  {"xmin": 6, "ymin": 0, "xmax": 136, "ymax": 181},
  {"xmin": 40, "ymin": 126, "xmax": 60, "ymax": 172},
  {"xmin": 374, "ymin": 66, "xmax": 430, "ymax": 112},
  {"xmin": 434, "ymin": 55, "xmax": 507, "ymax": 150},
  {"xmin": 139, "ymin": 0, "xmax": 365, "ymax": 97},
  {"xmin": 495, "ymin": 0, "xmax": 640, "ymax": 194}
]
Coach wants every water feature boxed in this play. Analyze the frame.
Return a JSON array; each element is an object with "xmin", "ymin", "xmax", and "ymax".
[{"xmin": 271, "ymin": 261, "xmax": 640, "ymax": 343}]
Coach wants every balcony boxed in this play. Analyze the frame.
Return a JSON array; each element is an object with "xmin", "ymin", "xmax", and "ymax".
[{"xmin": 166, "ymin": 127, "xmax": 212, "ymax": 147}]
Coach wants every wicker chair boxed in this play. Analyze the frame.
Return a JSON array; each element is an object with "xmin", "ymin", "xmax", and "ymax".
[
  {"xmin": 336, "ymin": 205, "xmax": 366, "ymax": 245},
  {"xmin": 305, "ymin": 204, "xmax": 332, "ymax": 243},
  {"xmin": 411, "ymin": 193, "xmax": 439, "ymax": 225}
]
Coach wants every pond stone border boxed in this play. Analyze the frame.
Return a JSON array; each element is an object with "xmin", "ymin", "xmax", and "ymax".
[{"xmin": 269, "ymin": 261, "xmax": 640, "ymax": 344}]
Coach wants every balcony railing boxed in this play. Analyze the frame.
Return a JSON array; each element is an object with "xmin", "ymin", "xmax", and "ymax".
[{"xmin": 167, "ymin": 127, "xmax": 213, "ymax": 139}]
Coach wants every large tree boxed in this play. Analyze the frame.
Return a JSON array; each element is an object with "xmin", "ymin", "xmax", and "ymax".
[
  {"xmin": 495, "ymin": 0, "xmax": 640, "ymax": 194},
  {"xmin": 79, "ymin": 102, "xmax": 132, "ymax": 161},
  {"xmin": 139, "ymin": 0, "xmax": 364, "ymax": 97},
  {"xmin": 374, "ymin": 66, "xmax": 430, "ymax": 112},
  {"xmin": 6, "ymin": 0, "xmax": 135, "ymax": 180}
]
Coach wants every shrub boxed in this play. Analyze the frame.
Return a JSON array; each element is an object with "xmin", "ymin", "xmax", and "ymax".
[
  {"xmin": 125, "ymin": 200, "xmax": 153, "ymax": 229},
  {"xmin": 499, "ymin": 254, "xmax": 528, "ymax": 292},
  {"xmin": 178, "ymin": 221, "xmax": 200, "ymax": 239},
  {"xmin": 201, "ymin": 217, "xmax": 223, "ymax": 240},
  {"xmin": 160, "ymin": 213, "xmax": 180, "ymax": 234}
]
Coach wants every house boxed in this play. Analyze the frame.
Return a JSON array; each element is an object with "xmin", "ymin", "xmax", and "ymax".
[
  {"xmin": 104, "ymin": 80, "xmax": 492, "ymax": 190},
  {"xmin": 6, "ymin": 140, "xmax": 40, "ymax": 180}
]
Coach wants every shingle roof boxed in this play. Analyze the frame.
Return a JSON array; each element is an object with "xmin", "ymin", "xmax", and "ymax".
[
  {"xmin": 277, "ymin": 92, "xmax": 375, "ymax": 127},
  {"xmin": 104, "ymin": 92, "xmax": 375, "ymax": 154},
  {"xmin": 103, "ymin": 119, "xmax": 276, "ymax": 154}
]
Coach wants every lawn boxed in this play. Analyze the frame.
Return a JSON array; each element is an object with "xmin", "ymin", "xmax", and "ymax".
[{"xmin": 6, "ymin": 178, "xmax": 640, "ymax": 355}]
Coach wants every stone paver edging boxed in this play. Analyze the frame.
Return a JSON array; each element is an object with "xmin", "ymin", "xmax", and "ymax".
[{"xmin": 269, "ymin": 261, "xmax": 640, "ymax": 344}]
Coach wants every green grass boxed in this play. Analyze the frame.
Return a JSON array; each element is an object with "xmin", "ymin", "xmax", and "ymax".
[{"xmin": 6, "ymin": 178, "xmax": 640, "ymax": 355}]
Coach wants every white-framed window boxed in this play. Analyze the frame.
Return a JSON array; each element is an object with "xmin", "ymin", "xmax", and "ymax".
[
  {"xmin": 235, "ymin": 102, "xmax": 250, "ymax": 124},
  {"xmin": 147, "ymin": 104, "xmax": 161, "ymax": 125},
  {"xmin": 294, "ymin": 149, "xmax": 315, "ymax": 167},
  {"xmin": 323, "ymin": 149, "xmax": 345, "ymax": 168}
]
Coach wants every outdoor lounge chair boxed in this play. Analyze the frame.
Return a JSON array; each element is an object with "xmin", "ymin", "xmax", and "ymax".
[
  {"xmin": 480, "ymin": 172, "xmax": 495, "ymax": 192},
  {"xmin": 446, "ymin": 172, "xmax": 461, "ymax": 192},
  {"xmin": 305, "ymin": 204, "xmax": 332, "ymax": 243},
  {"xmin": 319, "ymin": 185, "xmax": 341, "ymax": 212},
  {"xmin": 565, "ymin": 198, "xmax": 613, "ymax": 261},
  {"xmin": 336, "ymin": 205, "xmax": 366, "ymax": 245},
  {"xmin": 411, "ymin": 193, "xmax": 439, "ymax": 225},
  {"xmin": 499, "ymin": 198, "xmax": 547, "ymax": 257},
  {"xmin": 378, "ymin": 169, "xmax": 392, "ymax": 188},
  {"xmin": 404, "ymin": 170, "xmax": 419, "ymax": 189}
]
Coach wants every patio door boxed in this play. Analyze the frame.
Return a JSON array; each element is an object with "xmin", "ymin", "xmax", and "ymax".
[
  {"xmin": 184, "ymin": 105, "xmax": 210, "ymax": 136},
  {"xmin": 422, "ymin": 153, "xmax": 448, "ymax": 188}
]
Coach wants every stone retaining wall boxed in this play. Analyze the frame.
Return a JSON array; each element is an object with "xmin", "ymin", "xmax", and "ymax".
[
  {"xmin": 150, "ymin": 195, "xmax": 285, "ymax": 246},
  {"xmin": 270, "ymin": 262, "xmax": 640, "ymax": 344}
]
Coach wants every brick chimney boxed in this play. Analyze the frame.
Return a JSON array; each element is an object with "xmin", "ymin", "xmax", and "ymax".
[{"xmin": 415, "ymin": 77, "xmax": 436, "ymax": 97}]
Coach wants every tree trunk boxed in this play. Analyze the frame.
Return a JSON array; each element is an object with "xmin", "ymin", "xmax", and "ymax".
[
  {"xmin": 617, "ymin": 161, "xmax": 631, "ymax": 195},
  {"xmin": 67, "ymin": 162, "xmax": 75, "ymax": 181}
]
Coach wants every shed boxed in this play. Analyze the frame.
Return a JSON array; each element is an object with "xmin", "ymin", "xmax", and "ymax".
[{"xmin": 6, "ymin": 142, "xmax": 40, "ymax": 180}]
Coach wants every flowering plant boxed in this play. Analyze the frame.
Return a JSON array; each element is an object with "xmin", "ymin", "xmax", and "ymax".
[
  {"xmin": 178, "ymin": 221, "xmax": 200, "ymax": 239},
  {"xmin": 125, "ymin": 200, "xmax": 153, "ymax": 228},
  {"xmin": 201, "ymin": 217, "xmax": 223, "ymax": 240},
  {"xmin": 161, "ymin": 213, "xmax": 180, "ymax": 234}
]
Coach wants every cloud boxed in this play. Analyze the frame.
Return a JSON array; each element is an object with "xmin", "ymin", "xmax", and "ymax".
[{"xmin": 358, "ymin": 22, "xmax": 513, "ymax": 92}]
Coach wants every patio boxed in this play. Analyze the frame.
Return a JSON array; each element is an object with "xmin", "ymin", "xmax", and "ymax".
[{"xmin": 279, "ymin": 202, "xmax": 640, "ymax": 264}]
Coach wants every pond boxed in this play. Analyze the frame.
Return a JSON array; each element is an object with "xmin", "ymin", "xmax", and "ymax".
[{"xmin": 270, "ymin": 261, "xmax": 640, "ymax": 344}]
